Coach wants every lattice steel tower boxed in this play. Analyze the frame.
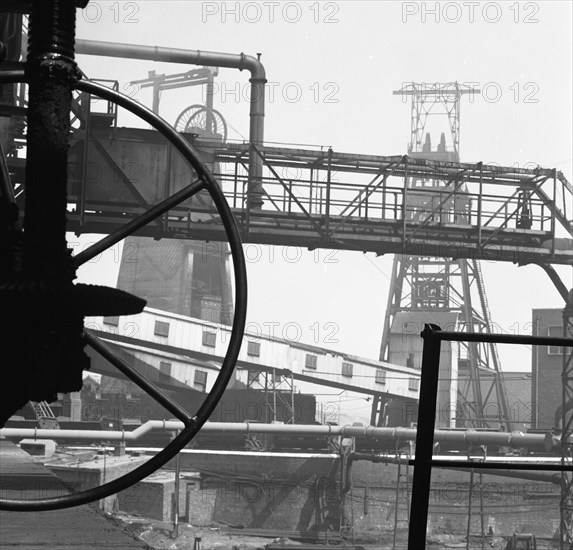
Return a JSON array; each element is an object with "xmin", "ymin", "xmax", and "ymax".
[{"xmin": 378, "ymin": 82, "xmax": 513, "ymax": 431}]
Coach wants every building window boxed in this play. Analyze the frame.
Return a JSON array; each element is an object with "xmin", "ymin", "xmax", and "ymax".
[
  {"xmin": 194, "ymin": 370, "xmax": 208, "ymax": 392},
  {"xmin": 305, "ymin": 354, "xmax": 317, "ymax": 370},
  {"xmin": 154, "ymin": 320, "xmax": 170, "ymax": 337},
  {"xmin": 202, "ymin": 330, "xmax": 216, "ymax": 347},
  {"xmin": 406, "ymin": 352, "xmax": 415, "ymax": 369},
  {"xmin": 159, "ymin": 361, "xmax": 172, "ymax": 382},
  {"xmin": 458, "ymin": 358, "xmax": 469, "ymax": 374},
  {"xmin": 103, "ymin": 316, "xmax": 119, "ymax": 327},
  {"xmin": 409, "ymin": 377, "xmax": 420, "ymax": 391},
  {"xmin": 341, "ymin": 362, "xmax": 353, "ymax": 377},
  {"xmin": 247, "ymin": 341, "xmax": 260, "ymax": 357},
  {"xmin": 548, "ymin": 325, "xmax": 565, "ymax": 355},
  {"xmin": 375, "ymin": 369, "xmax": 386, "ymax": 385}
]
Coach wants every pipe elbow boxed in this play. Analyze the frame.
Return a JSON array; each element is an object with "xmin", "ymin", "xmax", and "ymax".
[{"xmin": 241, "ymin": 53, "xmax": 267, "ymax": 82}]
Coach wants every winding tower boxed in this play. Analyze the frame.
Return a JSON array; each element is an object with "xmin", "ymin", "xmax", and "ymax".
[{"xmin": 378, "ymin": 82, "xmax": 513, "ymax": 431}]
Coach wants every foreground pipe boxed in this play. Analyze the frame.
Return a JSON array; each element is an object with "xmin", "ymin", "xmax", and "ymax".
[
  {"xmin": 0, "ymin": 421, "xmax": 558, "ymax": 451},
  {"xmin": 75, "ymin": 39, "xmax": 266, "ymax": 207}
]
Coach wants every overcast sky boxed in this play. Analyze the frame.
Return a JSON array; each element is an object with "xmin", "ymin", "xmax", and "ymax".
[{"xmin": 72, "ymin": 0, "xmax": 572, "ymax": 423}]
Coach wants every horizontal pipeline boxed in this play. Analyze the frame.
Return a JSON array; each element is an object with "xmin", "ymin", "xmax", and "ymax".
[{"xmin": 0, "ymin": 422, "xmax": 558, "ymax": 451}]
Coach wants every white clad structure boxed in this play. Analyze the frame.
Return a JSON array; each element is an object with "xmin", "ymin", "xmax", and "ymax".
[{"xmin": 84, "ymin": 307, "xmax": 459, "ymax": 426}]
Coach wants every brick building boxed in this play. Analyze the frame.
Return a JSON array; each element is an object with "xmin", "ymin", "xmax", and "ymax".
[{"xmin": 531, "ymin": 308, "xmax": 569, "ymax": 429}]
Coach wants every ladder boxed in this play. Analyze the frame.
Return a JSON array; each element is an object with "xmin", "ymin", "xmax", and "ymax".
[{"xmin": 30, "ymin": 401, "xmax": 56, "ymax": 419}]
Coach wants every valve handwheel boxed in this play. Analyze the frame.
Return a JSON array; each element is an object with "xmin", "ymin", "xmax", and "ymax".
[{"xmin": 0, "ymin": 0, "xmax": 246, "ymax": 512}]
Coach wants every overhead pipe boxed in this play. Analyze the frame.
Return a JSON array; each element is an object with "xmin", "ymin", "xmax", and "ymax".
[
  {"xmin": 0, "ymin": 421, "xmax": 558, "ymax": 451},
  {"xmin": 75, "ymin": 39, "xmax": 266, "ymax": 208}
]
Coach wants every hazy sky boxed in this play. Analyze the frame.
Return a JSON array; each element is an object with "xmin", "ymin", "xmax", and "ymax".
[{"xmin": 72, "ymin": 0, "xmax": 572, "ymax": 417}]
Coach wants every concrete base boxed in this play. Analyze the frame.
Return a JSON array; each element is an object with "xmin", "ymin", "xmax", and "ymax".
[
  {"xmin": 20, "ymin": 439, "xmax": 56, "ymax": 457},
  {"xmin": 46, "ymin": 452, "xmax": 150, "ymax": 514},
  {"xmin": 119, "ymin": 471, "xmax": 200, "ymax": 522}
]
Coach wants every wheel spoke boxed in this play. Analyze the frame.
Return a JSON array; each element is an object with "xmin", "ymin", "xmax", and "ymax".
[
  {"xmin": 84, "ymin": 330, "xmax": 194, "ymax": 424},
  {"xmin": 0, "ymin": 141, "xmax": 21, "ymax": 232},
  {"xmin": 74, "ymin": 177, "xmax": 205, "ymax": 266}
]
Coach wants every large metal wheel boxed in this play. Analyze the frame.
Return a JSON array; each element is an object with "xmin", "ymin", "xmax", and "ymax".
[
  {"xmin": 0, "ymin": 71, "xmax": 247, "ymax": 511},
  {"xmin": 175, "ymin": 104, "xmax": 228, "ymax": 141}
]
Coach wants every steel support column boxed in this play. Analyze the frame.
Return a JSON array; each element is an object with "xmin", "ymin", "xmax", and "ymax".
[
  {"xmin": 560, "ymin": 291, "xmax": 573, "ymax": 548},
  {"xmin": 407, "ymin": 324, "xmax": 442, "ymax": 549}
]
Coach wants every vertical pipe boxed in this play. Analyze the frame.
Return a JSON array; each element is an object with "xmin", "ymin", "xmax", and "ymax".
[
  {"xmin": 172, "ymin": 449, "xmax": 181, "ymax": 539},
  {"xmin": 479, "ymin": 472, "xmax": 485, "ymax": 550},
  {"xmin": 247, "ymin": 60, "xmax": 266, "ymax": 208},
  {"xmin": 405, "ymin": 452, "xmax": 411, "ymax": 522},
  {"xmin": 325, "ymin": 148, "xmax": 332, "ymax": 242},
  {"xmin": 291, "ymin": 372, "xmax": 295, "ymax": 424},
  {"xmin": 407, "ymin": 324, "xmax": 442, "ymax": 550},
  {"xmin": 466, "ymin": 469, "xmax": 474, "ymax": 550},
  {"xmin": 349, "ymin": 484, "xmax": 355, "ymax": 545},
  {"xmin": 392, "ymin": 457, "xmax": 401, "ymax": 550},
  {"xmin": 245, "ymin": 149, "xmax": 252, "ymax": 231},
  {"xmin": 338, "ymin": 450, "xmax": 346, "ymax": 538},
  {"xmin": 102, "ymin": 446, "xmax": 107, "ymax": 512}
]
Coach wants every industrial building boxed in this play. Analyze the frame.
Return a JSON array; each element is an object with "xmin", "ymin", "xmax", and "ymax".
[{"xmin": 532, "ymin": 308, "xmax": 572, "ymax": 431}]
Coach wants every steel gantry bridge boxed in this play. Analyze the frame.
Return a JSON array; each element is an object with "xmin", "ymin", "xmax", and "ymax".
[{"xmin": 20, "ymin": 129, "xmax": 571, "ymax": 266}]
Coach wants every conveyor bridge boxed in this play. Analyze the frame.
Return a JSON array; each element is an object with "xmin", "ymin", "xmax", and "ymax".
[{"xmin": 22, "ymin": 122, "xmax": 569, "ymax": 266}]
